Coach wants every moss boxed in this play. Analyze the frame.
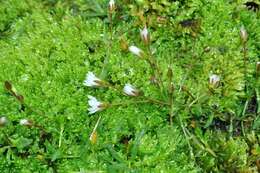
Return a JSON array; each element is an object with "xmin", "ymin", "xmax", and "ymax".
[{"xmin": 0, "ymin": 0, "xmax": 259, "ymax": 172}]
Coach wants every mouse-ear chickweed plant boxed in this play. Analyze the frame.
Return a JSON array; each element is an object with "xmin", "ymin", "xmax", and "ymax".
[
  {"xmin": 1, "ymin": 0, "xmax": 260, "ymax": 171},
  {"xmin": 84, "ymin": 0, "xmax": 219, "ymax": 158}
]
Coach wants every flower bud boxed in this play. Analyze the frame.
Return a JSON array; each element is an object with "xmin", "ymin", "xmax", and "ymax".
[
  {"xmin": 120, "ymin": 38, "xmax": 129, "ymax": 51},
  {"xmin": 129, "ymin": 46, "xmax": 144, "ymax": 58},
  {"xmin": 109, "ymin": 0, "xmax": 115, "ymax": 12},
  {"xmin": 168, "ymin": 82, "xmax": 174, "ymax": 95},
  {"xmin": 240, "ymin": 26, "xmax": 248, "ymax": 43},
  {"xmin": 149, "ymin": 76, "xmax": 158, "ymax": 85},
  {"xmin": 257, "ymin": 61, "xmax": 260, "ymax": 74},
  {"xmin": 167, "ymin": 66, "xmax": 173, "ymax": 79},
  {"xmin": 209, "ymin": 74, "xmax": 220, "ymax": 87},
  {"xmin": 0, "ymin": 117, "xmax": 8, "ymax": 127},
  {"xmin": 4, "ymin": 81, "xmax": 12, "ymax": 91},
  {"xmin": 20, "ymin": 119, "xmax": 33, "ymax": 127},
  {"xmin": 140, "ymin": 26, "xmax": 150, "ymax": 45},
  {"xmin": 123, "ymin": 84, "xmax": 140, "ymax": 97}
]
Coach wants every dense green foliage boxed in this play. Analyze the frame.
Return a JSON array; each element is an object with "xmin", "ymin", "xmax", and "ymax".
[{"xmin": 0, "ymin": 0, "xmax": 259, "ymax": 172}]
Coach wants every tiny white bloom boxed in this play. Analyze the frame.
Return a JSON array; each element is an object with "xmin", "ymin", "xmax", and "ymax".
[
  {"xmin": 0, "ymin": 117, "xmax": 8, "ymax": 126},
  {"xmin": 83, "ymin": 72, "xmax": 102, "ymax": 87},
  {"xmin": 129, "ymin": 46, "xmax": 143, "ymax": 57},
  {"xmin": 257, "ymin": 61, "xmax": 260, "ymax": 66},
  {"xmin": 109, "ymin": 0, "xmax": 115, "ymax": 11},
  {"xmin": 209, "ymin": 74, "xmax": 220, "ymax": 86},
  {"xmin": 123, "ymin": 84, "xmax": 139, "ymax": 96},
  {"xmin": 88, "ymin": 96, "xmax": 104, "ymax": 114},
  {"xmin": 20, "ymin": 119, "xmax": 32, "ymax": 126},
  {"xmin": 140, "ymin": 26, "xmax": 149, "ymax": 44}
]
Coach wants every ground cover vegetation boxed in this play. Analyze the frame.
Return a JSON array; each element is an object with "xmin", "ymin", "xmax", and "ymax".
[{"xmin": 0, "ymin": 0, "xmax": 259, "ymax": 172}]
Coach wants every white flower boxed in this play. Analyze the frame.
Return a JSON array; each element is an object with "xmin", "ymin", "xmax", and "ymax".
[
  {"xmin": 109, "ymin": 0, "xmax": 115, "ymax": 11},
  {"xmin": 209, "ymin": 74, "xmax": 220, "ymax": 86},
  {"xmin": 88, "ymin": 96, "xmax": 104, "ymax": 114},
  {"xmin": 129, "ymin": 46, "xmax": 143, "ymax": 57},
  {"xmin": 123, "ymin": 84, "xmax": 139, "ymax": 96},
  {"xmin": 140, "ymin": 26, "xmax": 149, "ymax": 44},
  {"xmin": 0, "ymin": 117, "xmax": 8, "ymax": 126},
  {"xmin": 83, "ymin": 72, "xmax": 102, "ymax": 87},
  {"xmin": 20, "ymin": 119, "xmax": 32, "ymax": 126}
]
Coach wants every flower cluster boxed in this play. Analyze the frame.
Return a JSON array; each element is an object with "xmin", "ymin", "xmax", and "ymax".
[{"xmin": 84, "ymin": 72, "xmax": 140, "ymax": 114}]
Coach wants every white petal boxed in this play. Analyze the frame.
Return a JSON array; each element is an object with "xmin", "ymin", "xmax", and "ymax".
[
  {"xmin": 87, "ymin": 95, "xmax": 103, "ymax": 114},
  {"xmin": 84, "ymin": 72, "xmax": 101, "ymax": 87},
  {"xmin": 20, "ymin": 119, "xmax": 30, "ymax": 125},
  {"xmin": 0, "ymin": 117, "xmax": 8, "ymax": 125},
  {"xmin": 129, "ymin": 46, "xmax": 143, "ymax": 57},
  {"xmin": 140, "ymin": 27, "xmax": 149, "ymax": 40},
  {"xmin": 109, "ymin": 0, "xmax": 115, "ymax": 10},
  {"xmin": 209, "ymin": 74, "xmax": 220, "ymax": 85},
  {"xmin": 123, "ymin": 84, "xmax": 138, "ymax": 96}
]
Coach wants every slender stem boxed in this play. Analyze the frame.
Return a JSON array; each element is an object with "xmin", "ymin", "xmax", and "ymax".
[
  {"xmin": 33, "ymin": 124, "xmax": 47, "ymax": 133},
  {"xmin": 25, "ymin": 104, "xmax": 45, "ymax": 116},
  {"xmin": 243, "ymin": 42, "xmax": 247, "ymax": 93},
  {"xmin": 45, "ymin": 155, "xmax": 80, "ymax": 160},
  {"xmin": 58, "ymin": 124, "xmax": 64, "ymax": 148},
  {"xmin": 2, "ymin": 130, "xmax": 12, "ymax": 145},
  {"xmin": 110, "ymin": 100, "xmax": 150, "ymax": 107},
  {"xmin": 146, "ymin": 45, "xmax": 166, "ymax": 98},
  {"xmin": 101, "ymin": 10, "xmax": 113, "ymax": 78},
  {"xmin": 168, "ymin": 82, "xmax": 174, "ymax": 125},
  {"xmin": 106, "ymin": 83, "xmax": 120, "ymax": 91},
  {"xmin": 228, "ymin": 116, "xmax": 233, "ymax": 138},
  {"xmin": 169, "ymin": 100, "xmax": 174, "ymax": 125},
  {"xmin": 181, "ymin": 86, "xmax": 195, "ymax": 100},
  {"xmin": 106, "ymin": 84, "xmax": 169, "ymax": 106},
  {"xmin": 241, "ymin": 99, "xmax": 249, "ymax": 118},
  {"xmin": 241, "ymin": 120, "xmax": 245, "ymax": 137},
  {"xmin": 185, "ymin": 129, "xmax": 217, "ymax": 157},
  {"xmin": 143, "ymin": 96, "xmax": 170, "ymax": 106},
  {"xmin": 177, "ymin": 115, "xmax": 194, "ymax": 160}
]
